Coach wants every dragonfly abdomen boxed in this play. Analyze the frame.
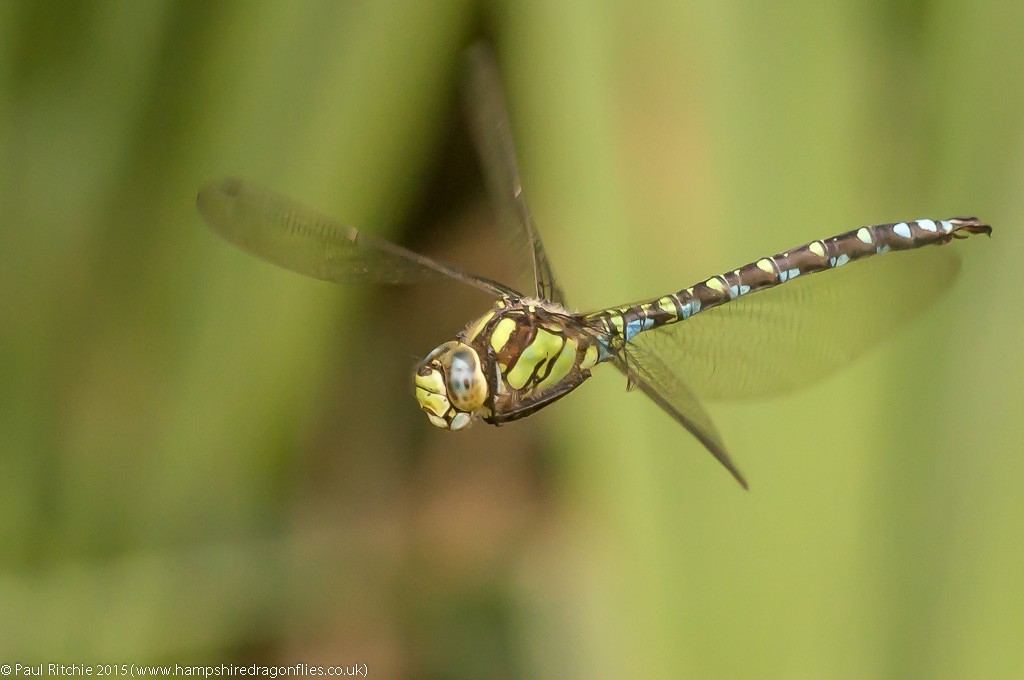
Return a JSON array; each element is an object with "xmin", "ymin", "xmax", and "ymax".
[{"xmin": 587, "ymin": 217, "xmax": 990, "ymax": 346}]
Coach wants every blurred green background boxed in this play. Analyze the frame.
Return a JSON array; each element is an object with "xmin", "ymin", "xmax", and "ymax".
[{"xmin": 1, "ymin": 0, "xmax": 1021, "ymax": 677}]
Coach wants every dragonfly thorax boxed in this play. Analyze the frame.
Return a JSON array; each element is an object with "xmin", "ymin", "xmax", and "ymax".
[{"xmin": 413, "ymin": 297, "xmax": 607, "ymax": 432}]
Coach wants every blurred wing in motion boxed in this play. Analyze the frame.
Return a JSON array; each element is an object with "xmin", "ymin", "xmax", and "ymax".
[
  {"xmin": 196, "ymin": 177, "xmax": 519, "ymax": 297},
  {"xmin": 464, "ymin": 44, "xmax": 567, "ymax": 306},
  {"xmin": 616, "ymin": 342, "xmax": 749, "ymax": 489}
]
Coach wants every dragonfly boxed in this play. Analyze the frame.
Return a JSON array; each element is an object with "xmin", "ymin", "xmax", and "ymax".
[{"xmin": 196, "ymin": 47, "xmax": 990, "ymax": 489}]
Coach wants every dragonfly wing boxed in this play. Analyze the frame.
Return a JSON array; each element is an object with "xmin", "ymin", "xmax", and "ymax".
[
  {"xmin": 615, "ymin": 342, "xmax": 749, "ymax": 489},
  {"xmin": 632, "ymin": 243, "xmax": 964, "ymax": 400},
  {"xmin": 197, "ymin": 178, "xmax": 517, "ymax": 297},
  {"xmin": 464, "ymin": 45, "xmax": 567, "ymax": 306}
]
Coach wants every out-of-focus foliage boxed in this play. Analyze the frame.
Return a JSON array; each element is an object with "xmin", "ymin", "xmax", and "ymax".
[{"xmin": 1, "ymin": 0, "xmax": 1021, "ymax": 677}]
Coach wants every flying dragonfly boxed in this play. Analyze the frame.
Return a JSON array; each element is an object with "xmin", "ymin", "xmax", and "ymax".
[{"xmin": 196, "ymin": 47, "xmax": 990, "ymax": 488}]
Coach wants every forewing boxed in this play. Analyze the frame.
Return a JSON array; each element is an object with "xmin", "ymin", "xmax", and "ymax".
[
  {"xmin": 196, "ymin": 177, "xmax": 516, "ymax": 296},
  {"xmin": 464, "ymin": 45, "xmax": 567, "ymax": 305},
  {"xmin": 633, "ymin": 243, "xmax": 964, "ymax": 400},
  {"xmin": 615, "ymin": 342, "xmax": 749, "ymax": 489}
]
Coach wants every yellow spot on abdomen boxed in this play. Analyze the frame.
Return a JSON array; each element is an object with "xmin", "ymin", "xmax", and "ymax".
[{"xmin": 706, "ymin": 277, "xmax": 726, "ymax": 293}]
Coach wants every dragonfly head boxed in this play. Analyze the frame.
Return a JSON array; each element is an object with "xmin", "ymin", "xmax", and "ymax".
[{"xmin": 414, "ymin": 341, "xmax": 488, "ymax": 431}]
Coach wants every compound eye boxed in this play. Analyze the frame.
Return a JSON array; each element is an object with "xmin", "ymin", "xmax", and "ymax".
[{"xmin": 446, "ymin": 347, "xmax": 487, "ymax": 411}]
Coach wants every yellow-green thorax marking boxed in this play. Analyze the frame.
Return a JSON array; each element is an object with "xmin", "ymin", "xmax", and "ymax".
[{"xmin": 415, "ymin": 297, "xmax": 607, "ymax": 429}]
